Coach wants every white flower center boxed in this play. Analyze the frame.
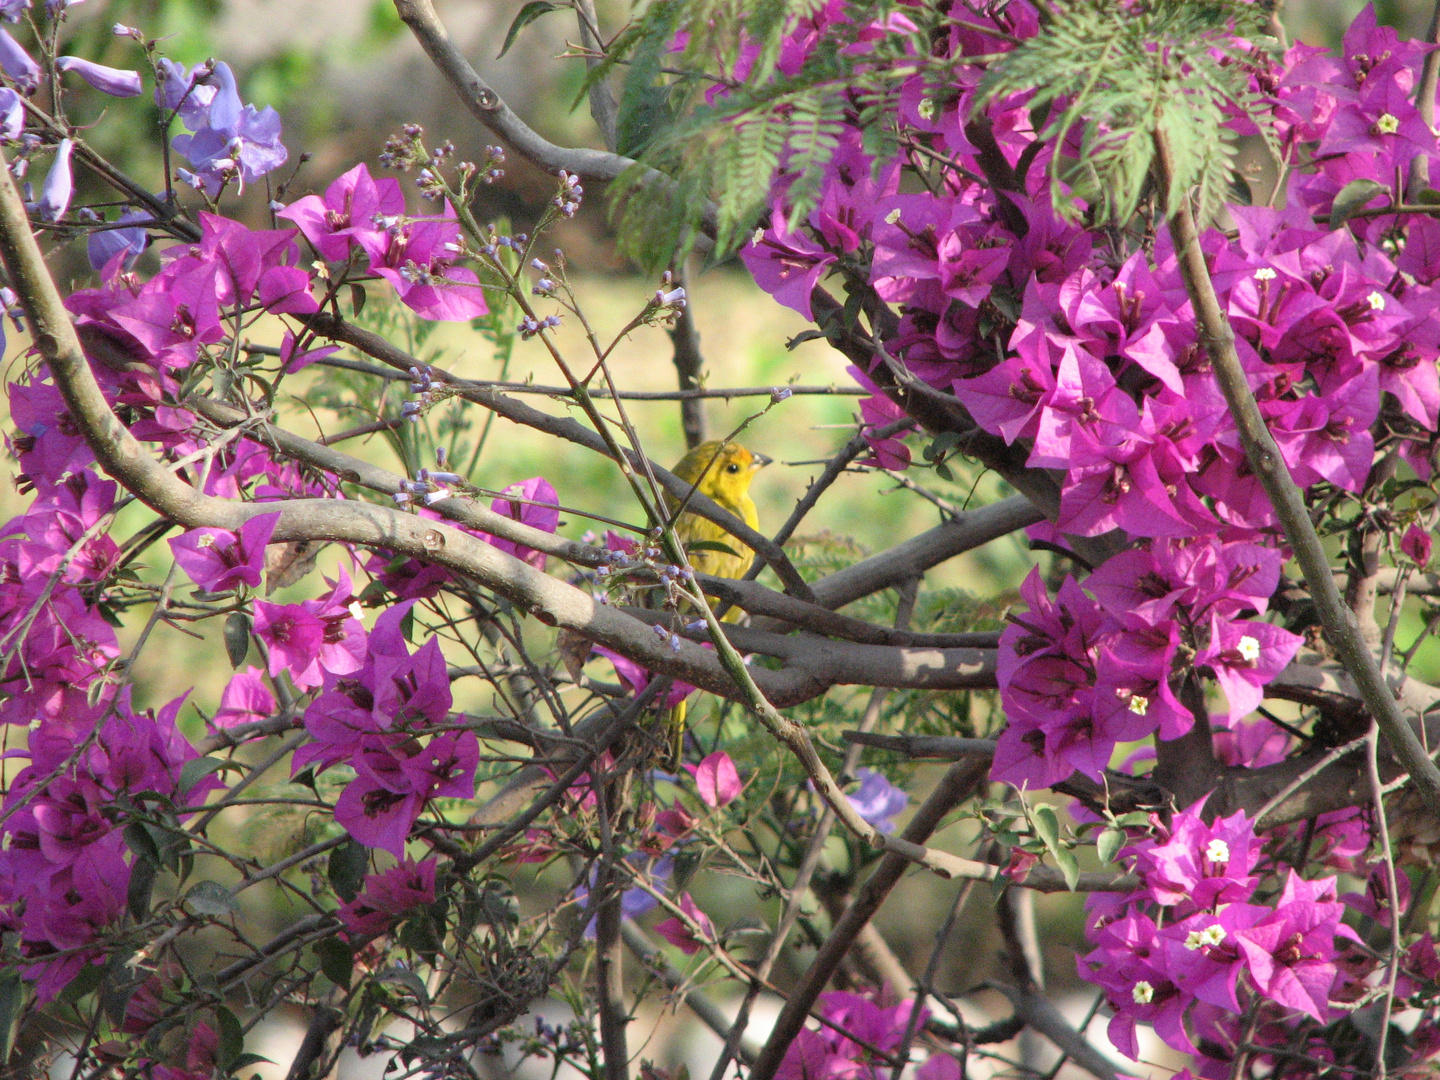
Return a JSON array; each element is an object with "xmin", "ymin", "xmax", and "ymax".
[
  {"xmin": 1185, "ymin": 924, "xmax": 1227, "ymax": 950},
  {"xmin": 750, "ymin": 227, "xmax": 765, "ymax": 247},
  {"xmin": 884, "ymin": 208, "xmax": 903, "ymax": 225},
  {"xmin": 1236, "ymin": 635, "xmax": 1260, "ymax": 663},
  {"xmin": 1132, "ymin": 981, "xmax": 1154, "ymax": 1004},
  {"xmin": 1254, "ymin": 267, "xmax": 1276, "ymax": 281},
  {"xmin": 1367, "ymin": 290, "xmax": 1387, "ymax": 310},
  {"xmin": 918, "ymin": 98, "xmax": 938, "ymax": 121},
  {"xmin": 1376, "ymin": 112, "xmax": 1400, "ymax": 134},
  {"xmin": 196, "ymin": 534, "xmax": 216, "ymax": 548},
  {"xmin": 1206, "ymin": 839, "xmax": 1231, "ymax": 864},
  {"xmin": 1128, "ymin": 694, "xmax": 1150, "ymax": 716}
]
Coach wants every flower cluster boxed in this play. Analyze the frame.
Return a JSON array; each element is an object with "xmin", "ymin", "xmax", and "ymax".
[
  {"xmin": 1078, "ymin": 799, "xmax": 1440, "ymax": 1077},
  {"xmin": 293, "ymin": 603, "xmax": 473, "ymax": 857},
  {"xmin": 0, "ymin": 692, "xmax": 215, "ymax": 1000},
  {"xmin": 727, "ymin": 2, "xmax": 1440, "ymax": 1071}
]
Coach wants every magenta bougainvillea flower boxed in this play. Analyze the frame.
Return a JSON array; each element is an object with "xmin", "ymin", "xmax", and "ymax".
[
  {"xmin": 653, "ymin": 892, "xmax": 715, "ymax": 955},
  {"xmin": 169, "ymin": 512, "xmax": 280, "ymax": 593},
  {"xmin": 337, "ymin": 857, "xmax": 438, "ymax": 942}
]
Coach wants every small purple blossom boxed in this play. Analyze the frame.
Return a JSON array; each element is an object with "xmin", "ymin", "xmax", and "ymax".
[
  {"xmin": 33, "ymin": 139, "xmax": 73, "ymax": 222},
  {"xmin": 55, "ymin": 55, "xmax": 141, "ymax": 98},
  {"xmin": 846, "ymin": 768, "xmax": 907, "ymax": 833}
]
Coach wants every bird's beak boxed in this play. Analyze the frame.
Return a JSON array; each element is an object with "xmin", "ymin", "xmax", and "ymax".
[{"xmin": 750, "ymin": 453, "xmax": 773, "ymax": 470}]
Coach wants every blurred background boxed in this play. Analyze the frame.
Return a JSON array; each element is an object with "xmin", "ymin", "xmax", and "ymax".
[{"xmin": 9, "ymin": 1, "xmax": 1436, "ymax": 1076}]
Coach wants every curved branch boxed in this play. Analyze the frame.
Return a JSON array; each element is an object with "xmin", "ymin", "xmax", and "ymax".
[
  {"xmin": 394, "ymin": 0, "xmax": 638, "ymax": 182},
  {"xmin": 306, "ymin": 313, "xmax": 816, "ymax": 602}
]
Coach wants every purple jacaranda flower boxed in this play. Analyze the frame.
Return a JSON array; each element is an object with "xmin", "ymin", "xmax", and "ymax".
[
  {"xmin": 1124, "ymin": 799, "xmax": 1261, "ymax": 912},
  {"xmin": 685, "ymin": 751, "xmax": 741, "ymax": 809},
  {"xmin": 654, "ymin": 892, "xmax": 716, "ymax": 955},
  {"xmin": 0, "ymin": 1, "xmax": 28, "ymax": 22},
  {"xmin": 168, "ymin": 511, "xmax": 280, "ymax": 593},
  {"xmin": 483, "ymin": 477, "xmax": 560, "ymax": 570},
  {"xmin": 337, "ymin": 857, "xmax": 437, "ymax": 942},
  {"xmin": 55, "ymin": 55, "xmax": 141, "ymax": 97},
  {"xmin": 740, "ymin": 205, "xmax": 837, "ymax": 319},
  {"xmin": 0, "ymin": 87, "xmax": 22, "ymax": 140},
  {"xmin": 847, "ymin": 768, "xmax": 907, "ymax": 833},
  {"xmin": 1233, "ymin": 872, "xmax": 1359, "ymax": 1021},
  {"xmin": 253, "ymin": 600, "xmax": 326, "ymax": 682},
  {"xmin": 577, "ymin": 853, "xmax": 674, "ymax": 937},
  {"xmin": 210, "ymin": 666, "xmax": 275, "ymax": 730},
  {"xmin": 277, "ymin": 162, "xmax": 406, "ymax": 264},
  {"xmin": 165, "ymin": 61, "xmax": 287, "ymax": 196},
  {"xmin": 153, "ymin": 58, "xmax": 217, "ymax": 128},
  {"xmin": 0, "ymin": 28, "xmax": 39, "ymax": 91},
  {"xmin": 34, "ymin": 138, "xmax": 74, "ymax": 222},
  {"xmin": 86, "ymin": 207, "xmax": 149, "ymax": 274}
]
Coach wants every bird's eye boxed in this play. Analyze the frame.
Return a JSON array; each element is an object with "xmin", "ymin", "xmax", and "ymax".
[{"xmin": 726, "ymin": 463, "xmax": 741, "ymax": 473}]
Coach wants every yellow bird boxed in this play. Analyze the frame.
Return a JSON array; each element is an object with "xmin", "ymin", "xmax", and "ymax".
[
  {"xmin": 662, "ymin": 440, "xmax": 770, "ymax": 759},
  {"xmin": 666, "ymin": 440, "xmax": 770, "ymax": 583}
]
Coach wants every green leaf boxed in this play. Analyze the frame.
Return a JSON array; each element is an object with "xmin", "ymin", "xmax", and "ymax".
[
  {"xmin": 376, "ymin": 966, "xmax": 430, "ymax": 1006},
  {"xmin": 179, "ymin": 756, "xmax": 235, "ymax": 796},
  {"xmin": 314, "ymin": 936, "xmax": 353, "ymax": 990},
  {"xmin": 127, "ymin": 856, "xmax": 158, "ymax": 921},
  {"xmin": 498, "ymin": 1, "xmax": 560, "ymax": 59},
  {"xmin": 123, "ymin": 821, "xmax": 161, "ymax": 867},
  {"xmin": 1096, "ymin": 827, "xmax": 1125, "ymax": 866},
  {"xmin": 1032, "ymin": 803, "xmax": 1076, "ymax": 888},
  {"xmin": 686, "ymin": 539, "xmax": 742, "ymax": 559},
  {"xmin": 0, "ymin": 969, "xmax": 23, "ymax": 1065},
  {"xmin": 1032, "ymin": 804, "xmax": 1062, "ymax": 852},
  {"xmin": 223, "ymin": 612, "xmax": 251, "ymax": 669},
  {"xmin": 328, "ymin": 839, "xmax": 370, "ymax": 903},
  {"xmin": 185, "ymin": 880, "xmax": 240, "ymax": 917},
  {"xmin": 1328, "ymin": 178, "xmax": 1386, "ymax": 229},
  {"xmin": 399, "ymin": 605, "xmax": 415, "ymax": 643},
  {"xmin": 349, "ymin": 282, "xmax": 367, "ymax": 316},
  {"xmin": 214, "ymin": 1005, "xmax": 245, "ymax": 1073},
  {"xmin": 1417, "ymin": 188, "xmax": 1440, "ymax": 206},
  {"xmin": 1054, "ymin": 847, "xmax": 1080, "ymax": 892}
]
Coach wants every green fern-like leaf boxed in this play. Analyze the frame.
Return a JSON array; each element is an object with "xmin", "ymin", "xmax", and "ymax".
[{"xmin": 974, "ymin": 0, "xmax": 1274, "ymax": 226}]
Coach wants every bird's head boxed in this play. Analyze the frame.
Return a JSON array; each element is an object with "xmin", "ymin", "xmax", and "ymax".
[{"xmin": 673, "ymin": 440, "xmax": 771, "ymax": 505}]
